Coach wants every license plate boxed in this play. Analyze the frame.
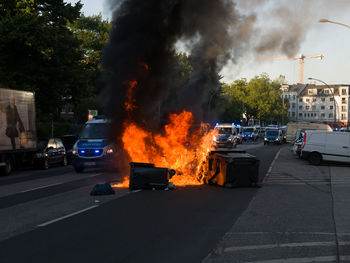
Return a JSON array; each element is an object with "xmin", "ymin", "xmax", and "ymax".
[{"xmin": 85, "ymin": 162, "xmax": 96, "ymax": 166}]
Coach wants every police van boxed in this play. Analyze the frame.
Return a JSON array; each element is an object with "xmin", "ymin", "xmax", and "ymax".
[{"xmin": 72, "ymin": 116, "xmax": 116, "ymax": 172}]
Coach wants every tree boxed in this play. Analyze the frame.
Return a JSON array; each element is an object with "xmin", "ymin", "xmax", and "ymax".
[
  {"xmin": 68, "ymin": 14, "xmax": 111, "ymax": 95},
  {"xmin": 0, "ymin": 0, "xmax": 84, "ymax": 120},
  {"xmin": 212, "ymin": 73, "xmax": 288, "ymax": 124}
]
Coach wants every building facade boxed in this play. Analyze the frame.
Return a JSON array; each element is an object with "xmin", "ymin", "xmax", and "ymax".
[{"xmin": 281, "ymin": 84, "xmax": 350, "ymax": 128}]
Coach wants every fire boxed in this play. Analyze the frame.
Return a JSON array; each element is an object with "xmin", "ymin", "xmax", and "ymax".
[
  {"xmin": 116, "ymin": 110, "xmax": 217, "ymax": 187},
  {"xmin": 124, "ymin": 80, "xmax": 138, "ymax": 111}
]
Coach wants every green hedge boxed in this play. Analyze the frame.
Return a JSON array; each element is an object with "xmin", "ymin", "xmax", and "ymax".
[{"xmin": 37, "ymin": 121, "xmax": 84, "ymax": 139}]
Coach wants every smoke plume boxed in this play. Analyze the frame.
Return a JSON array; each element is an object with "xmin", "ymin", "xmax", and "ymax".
[{"xmin": 102, "ymin": 0, "xmax": 256, "ymax": 135}]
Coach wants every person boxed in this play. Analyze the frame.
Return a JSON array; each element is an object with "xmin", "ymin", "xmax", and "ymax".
[{"xmin": 5, "ymin": 94, "xmax": 24, "ymax": 150}]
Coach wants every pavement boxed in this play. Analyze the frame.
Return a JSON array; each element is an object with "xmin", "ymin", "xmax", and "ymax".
[{"xmin": 204, "ymin": 145, "xmax": 350, "ymax": 263}]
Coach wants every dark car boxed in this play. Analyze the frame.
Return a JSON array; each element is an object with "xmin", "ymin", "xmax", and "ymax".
[
  {"xmin": 33, "ymin": 138, "xmax": 67, "ymax": 169},
  {"xmin": 60, "ymin": 135, "xmax": 78, "ymax": 164}
]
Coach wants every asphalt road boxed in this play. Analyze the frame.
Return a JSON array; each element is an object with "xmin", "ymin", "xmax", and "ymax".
[{"xmin": 0, "ymin": 142, "xmax": 281, "ymax": 263}]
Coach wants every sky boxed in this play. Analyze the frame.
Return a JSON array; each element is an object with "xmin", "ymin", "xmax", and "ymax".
[{"xmin": 68, "ymin": 0, "xmax": 350, "ymax": 86}]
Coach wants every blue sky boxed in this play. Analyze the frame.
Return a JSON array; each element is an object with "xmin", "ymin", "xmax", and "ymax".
[{"xmin": 68, "ymin": 0, "xmax": 350, "ymax": 86}]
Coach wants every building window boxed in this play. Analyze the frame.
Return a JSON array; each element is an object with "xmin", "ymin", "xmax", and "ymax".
[
  {"xmin": 342, "ymin": 88, "xmax": 347, "ymax": 95},
  {"xmin": 321, "ymin": 98, "xmax": 325, "ymax": 102},
  {"xmin": 306, "ymin": 106, "xmax": 310, "ymax": 110},
  {"xmin": 293, "ymin": 95, "xmax": 296, "ymax": 100},
  {"xmin": 299, "ymin": 105, "xmax": 303, "ymax": 110},
  {"xmin": 306, "ymin": 98, "xmax": 310, "ymax": 102},
  {"xmin": 314, "ymin": 113, "xmax": 317, "ymax": 117},
  {"xmin": 341, "ymin": 114, "xmax": 347, "ymax": 120},
  {"xmin": 304, "ymin": 113, "xmax": 306, "ymax": 117},
  {"xmin": 330, "ymin": 97, "xmax": 334, "ymax": 102},
  {"xmin": 299, "ymin": 98, "xmax": 302, "ymax": 102},
  {"xmin": 312, "ymin": 105, "xmax": 316, "ymax": 110},
  {"xmin": 308, "ymin": 89, "xmax": 316, "ymax": 95},
  {"xmin": 342, "ymin": 98, "xmax": 347, "ymax": 104},
  {"xmin": 321, "ymin": 113, "xmax": 325, "ymax": 118},
  {"xmin": 292, "ymin": 112, "xmax": 295, "ymax": 117},
  {"xmin": 312, "ymin": 98, "xmax": 316, "ymax": 102},
  {"xmin": 308, "ymin": 113, "xmax": 310, "ymax": 117},
  {"xmin": 320, "ymin": 105, "xmax": 325, "ymax": 110},
  {"xmin": 342, "ymin": 106, "xmax": 347, "ymax": 112},
  {"xmin": 329, "ymin": 113, "xmax": 333, "ymax": 118},
  {"xmin": 292, "ymin": 103, "xmax": 295, "ymax": 109},
  {"xmin": 330, "ymin": 105, "xmax": 333, "ymax": 110},
  {"xmin": 299, "ymin": 113, "xmax": 302, "ymax": 117}
]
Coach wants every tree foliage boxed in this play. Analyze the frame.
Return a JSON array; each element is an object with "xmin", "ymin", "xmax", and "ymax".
[
  {"xmin": 214, "ymin": 74, "xmax": 288, "ymax": 124},
  {"xmin": 0, "ymin": 1, "xmax": 111, "ymax": 122}
]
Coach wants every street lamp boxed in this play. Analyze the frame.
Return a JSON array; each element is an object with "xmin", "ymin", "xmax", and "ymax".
[
  {"xmin": 319, "ymin": 18, "xmax": 350, "ymax": 29},
  {"xmin": 308, "ymin": 77, "xmax": 337, "ymax": 127}
]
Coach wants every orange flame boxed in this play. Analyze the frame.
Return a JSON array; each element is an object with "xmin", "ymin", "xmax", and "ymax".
[
  {"xmin": 139, "ymin": 62, "xmax": 149, "ymax": 70},
  {"xmin": 124, "ymin": 80, "xmax": 138, "ymax": 111},
  {"xmin": 115, "ymin": 110, "xmax": 217, "ymax": 188}
]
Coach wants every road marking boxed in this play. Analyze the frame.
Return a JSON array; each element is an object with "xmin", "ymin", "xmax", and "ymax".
[
  {"xmin": 224, "ymin": 241, "xmax": 350, "ymax": 253},
  {"xmin": 243, "ymin": 255, "xmax": 348, "ymax": 263},
  {"xmin": 37, "ymin": 205, "xmax": 99, "ymax": 227},
  {"xmin": 129, "ymin": 189, "xmax": 142, "ymax": 193},
  {"xmin": 21, "ymin": 182, "xmax": 63, "ymax": 193},
  {"xmin": 263, "ymin": 149, "xmax": 281, "ymax": 182}
]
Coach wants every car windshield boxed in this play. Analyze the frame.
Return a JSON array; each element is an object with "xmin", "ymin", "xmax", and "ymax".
[
  {"xmin": 216, "ymin": 127, "xmax": 232, "ymax": 134},
  {"xmin": 243, "ymin": 128, "xmax": 254, "ymax": 133},
  {"xmin": 37, "ymin": 140, "xmax": 48, "ymax": 150},
  {"xmin": 266, "ymin": 131, "xmax": 278, "ymax": 136},
  {"xmin": 80, "ymin": 123, "xmax": 111, "ymax": 139}
]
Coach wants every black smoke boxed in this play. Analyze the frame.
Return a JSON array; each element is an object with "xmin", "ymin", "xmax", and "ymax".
[{"xmin": 102, "ymin": 0, "xmax": 256, "ymax": 136}]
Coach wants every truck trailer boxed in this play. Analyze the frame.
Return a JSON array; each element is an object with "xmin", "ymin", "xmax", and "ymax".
[{"xmin": 0, "ymin": 88, "xmax": 37, "ymax": 175}]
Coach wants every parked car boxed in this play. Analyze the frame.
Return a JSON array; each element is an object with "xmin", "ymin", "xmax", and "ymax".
[
  {"xmin": 340, "ymin": 127, "xmax": 350, "ymax": 132},
  {"xmin": 33, "ymin": 138, "xmax": 67, "ymax": 169},
  {"xmin": 264, "ymin": 128, "xmax": 282, "ymax": 145},
  {"xmin": 60, "ymin": 135, "xmax": 78, "ymax": 164},
  {"xmin": 300, "ymin": 130, "xmax": 350, "ymax": 165}
]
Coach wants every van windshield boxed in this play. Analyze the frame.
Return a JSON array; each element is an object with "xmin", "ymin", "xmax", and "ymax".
[
  {"xmin": 266, "ymin": 131, "xmax": 278, "ymax": 136},
  {"xmin": 243, "ymin": 128, "xmax": 254, "ymax": 133},
  {"xmin": 80, "ymin": 123, "xmax": 111, "ymax": 139},
  {"xmin": 216, "ymin": 127, "xmax": 232, "ymax": 134}
]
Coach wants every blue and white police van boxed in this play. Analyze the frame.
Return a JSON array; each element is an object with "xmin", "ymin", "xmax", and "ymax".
[{"xmin": 72, "ymin": 116, "xmax": 116, "ymax": 172}]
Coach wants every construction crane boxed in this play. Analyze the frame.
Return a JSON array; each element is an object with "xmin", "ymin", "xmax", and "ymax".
[{"xmin": 256, "ymin": 54, "xmax": 324, "ymax": 84}]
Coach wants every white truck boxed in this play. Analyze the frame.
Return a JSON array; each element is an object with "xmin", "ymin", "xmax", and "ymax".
[{"xmin": 0, "ymin": 88, "xmax": 37, "ymax": 175}]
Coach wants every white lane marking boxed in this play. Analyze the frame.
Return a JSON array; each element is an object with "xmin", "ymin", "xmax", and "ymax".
[
  {"xmin": 37, "ymin": 205, "xmax": 99, "ymax": 227},
  {"xmin": 21, "ymin": 182, "xmax": 63, "ymax": 193},
  {"xmin": 263, "ymin": 149, "xmax": 281, "ymax": 182},
  {"xmin": 243, "ymin": 256, "xmax": 339, "ymax": 263},
  {"xmin": 224, "ymin": 241, "xmax": 350, "ymax": 253},
  {"xmin": 225, "ymin": 241, "xmax": 330, "ymax": 252},
  {"xmin": 129, "ymin": 189, "xmax": 142, "ymax": 193}
]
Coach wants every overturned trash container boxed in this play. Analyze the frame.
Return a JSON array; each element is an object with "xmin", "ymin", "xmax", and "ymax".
[
  {"xmin": 203, "ymin": 150, "xmax": 259, "ymax": 187},
  {"xmin": 129, "ymin": 162, "xmax": 176, "ymax": 190}
]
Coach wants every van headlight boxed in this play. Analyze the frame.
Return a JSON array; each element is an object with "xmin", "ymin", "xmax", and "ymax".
[
  {"xmin": 106, "ymin": 145, "xmax": 115, "ymax": 155},
  {"xmin": 264, "ymin": 138, "xmax": 268, "ymax": 141},
  {"xmin": 72, "ymin": 143, "xmax": 78, "ymax": 155}
]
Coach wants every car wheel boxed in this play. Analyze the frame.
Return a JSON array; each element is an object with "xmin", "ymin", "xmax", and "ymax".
[
  {"xmin": 1, "ymin": 158, "xmax": 13, "ymax": 176},
  {"xmin": 309, "ymin": 152, "xmax": 322, "ymax": 165},
  {"xmin": 74, "ymin": 165, "xmax": 84, "ymax": 173},
  {"xmin": 62, "ymin": 156, "xmax": 68, "ymax": 166}
]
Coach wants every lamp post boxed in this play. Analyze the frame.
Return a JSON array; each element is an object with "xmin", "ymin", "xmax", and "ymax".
[
  {"xmin": 308, "ymin": 77, "xmax": 337, "ymax": 127},
  {"xmin": 319, "ymin": 19, "xmax": 350, "ymax": 29}
]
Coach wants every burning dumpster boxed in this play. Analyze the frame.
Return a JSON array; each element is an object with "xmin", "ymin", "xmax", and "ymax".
[
  {"xmin": 129, "ymin": 162, "xmax": 176, "ymax": 190},
  {"xmin": 203, "ymin": 150, "xmax": 259, "ymax": 187}
]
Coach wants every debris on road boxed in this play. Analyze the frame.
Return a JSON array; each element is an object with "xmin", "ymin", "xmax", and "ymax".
[
  {"xmin": 203, "ymin": 149, "xmax": 260, "ymax": 188},
  {"xmin": 129, "ymin": 162, "xmax": 176, "ymax": 190},
  {"xmin": 90, "ymin": 183, "xmax": 115, "ymax": 195}
]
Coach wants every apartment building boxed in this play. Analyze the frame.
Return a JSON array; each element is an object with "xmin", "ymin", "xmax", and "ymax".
[{"xmin": 281, "ymin": 84, "xmax": 350, "ymax": 127}]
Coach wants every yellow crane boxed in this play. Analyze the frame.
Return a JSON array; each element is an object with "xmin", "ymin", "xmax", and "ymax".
[{"xmin": 257, "ymin": 54, "xmax": 324, "ymax": 84}]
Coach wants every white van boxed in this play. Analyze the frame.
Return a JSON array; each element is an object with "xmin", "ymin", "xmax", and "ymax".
[
  {"xmin": 286, "ymin": 122, "xmax": 332, "ymax": 143},
  {"xmin": 300, "ymin": 130, "xmax": 350, "ymax": 165}
]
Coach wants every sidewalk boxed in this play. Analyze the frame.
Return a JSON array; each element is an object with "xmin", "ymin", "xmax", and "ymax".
[{"xmin": 204, "ymin": 146, "xmax": 350, "ymax": 263}]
